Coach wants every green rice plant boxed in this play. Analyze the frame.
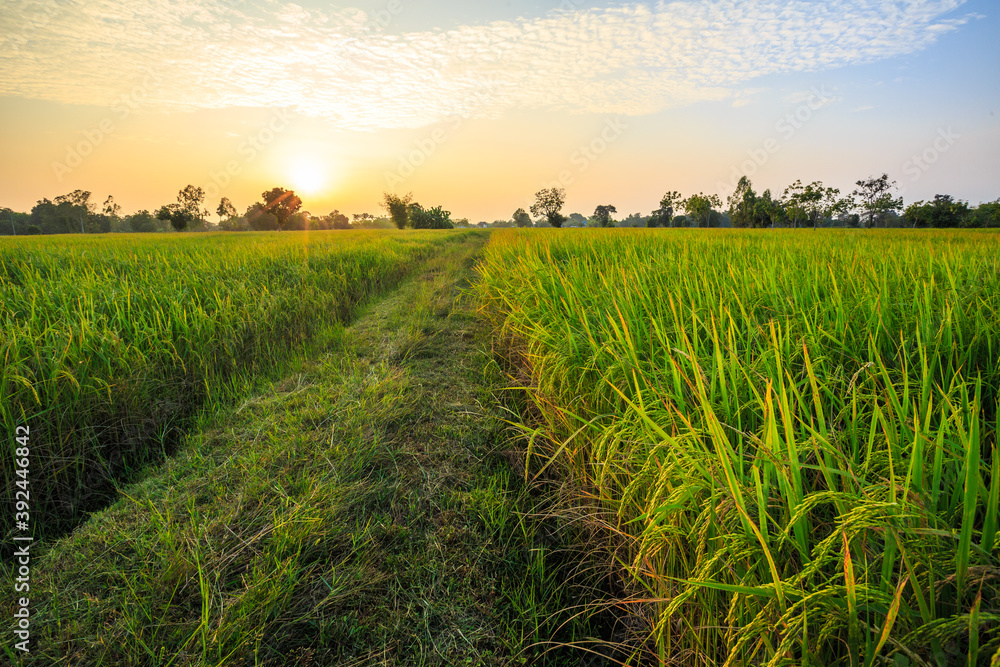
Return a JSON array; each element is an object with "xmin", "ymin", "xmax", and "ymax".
[
  {"xmin": 0, "ymin": 230, "xmax": 475, "ymax": 541},
  {"xmin": 477, "ymin": 228, "xmax": 1000, "ymax": 665}
]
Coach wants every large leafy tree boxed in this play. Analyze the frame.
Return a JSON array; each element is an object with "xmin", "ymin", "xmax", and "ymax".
[
  {"xmin": 754, "ymin": 189, "xmax": 785, "ymax": 228},
  {"xmin": 783, "ymin": 180, "xmax": 846, "ymax": 229},
  {"xmin": 902, "ymin": 194, "xmax": 970, "ymax": 228},
  {"xmin": 157, "ymin": 185, "xmax": 209, "ymax": 232},
  {"xmin": 592, "ymin": 204, "xmax": 617, "ymax": 228},
  {"xmin": 31, "ymin": 192, "xmax": 92, "ymax": 234},
  {"xmin": 217, "ymin": 197, "xmax": 237, "ymax": 222},
  {"xmin": 244, "ymin": 203, "xmax": 278, "ymax": 231},
  {"xmin": 512, "ymin": 207, "xmax": 532, "ymax": 228},
  {"xmin": 382, "ymin": 192, "xmax": 413, "ymax": 229},
  {"xmin": 649, "ymin": 190, "xmax": 682, "ymax": 227},
  {"xmin": 261, "ymin": 188, "xmax": 302, "ymax": 231},
  {"xmin": 727, "ymin": 177, "xmax": 758, "ymax": 228},
  {"xmin": 683, "ymin": 192, "xmax": 722, "ymax": 228},
  {"xmin": 409, "ymin": 204, "xmax": 454, "ymax": 229},
  {"xmin": 852, "ymin": 174, "xmax": 903, "ymax": 228},
  {"xmin": 128, "ymin": 210, "xmax": 161, "ymax": 233},
  {"xmin": 55, "ymin": 190, "xmax": 94, "ymax": 233},
  {"xmin": 968, "ymin": 199, "xmax": 1000, "ymax": 228},
  {"xmin": 327, "ymin": 210, "xmax": 351, "ymax": 229},
  {"xmin": 530, "ymin": 188, "xmax": 567, "ymax": 228}
]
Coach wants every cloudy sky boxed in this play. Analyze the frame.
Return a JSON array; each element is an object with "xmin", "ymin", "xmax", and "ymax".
[{"xmin": 1, "ymin": 0, "xmax": 997, "ymax": 221}]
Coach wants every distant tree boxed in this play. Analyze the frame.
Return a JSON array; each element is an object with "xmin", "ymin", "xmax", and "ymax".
[
  {"xmin": 967, "ymin": 199, "xmax": 1000, "ymax": 228},
  {"xmin": 593, "ymin": 204, "xmax": 617, "ymax": 228},
  {"xmin": 284, "ymin": 211, "xmax": 311, "ymax": 231},
  {"xmin": 1, "ymin": 207, "xmax": 18, "ymax": 235},
  {"xmin": 409, "ymin": 204, "xmax": 454, "ymax": 229},
  {"xmin": 156, "ymin": 185, "xmax": 208, "ymax": 232},
  {"xmin": 782, "ymin": 180, "xmax": 816, "ymax": 228},
  {"xmin": 453, "ymin": 218, "xmax": 471, "ymax": 228},
  {"xmin": 127, "ymin": 210, "xmax": 160, "ymax": 233},
  {"xmin": 219, "ymin": 215, "xmax": 250, "ymax": 232},
  {"xmin": 755, "ymin": 189, "xmax": 786, "ymax": 228},
  {"xmin": 55, "ymin": 189, "xmax": 93, "ymax": 209},
  {"xmin": 31, "ymin": 198, "xmax": 78, "ymax": 234},
  {"xmin": 217, "ymin": 197, "xmax": 236, "ymax": 222},
  {"xmin": 530, "ymin": 188, "xmax": 567, "ymax": 228},
  {"xmin": 328, "ymin": 210, "xmax": 351, "ymax": 229},
  {"xmin": 156, "ymin": 204, "xmax": 189, "ymax": 232},
  {"xmin": 852, "ymin": 174, "xmax": 903, "ymax": 228},
  {"xmin": 902, "ymin": 194, "xmax": 970, "ymax": 228},
  {"xmin": 618, "ymin": 212, "xmax": 647, "ymax": 227},
  {"xmin": 783, "ymin": 180, "xmax": 847, "ymax": 229},
  {"xmin": 177, "ymin": 185, "xmax": 208, "ymax": 229},
  {"xmin": 382, "ymin": 192, "xmax": 413, "ymax": 229},
  {"xmin": 683, "ymin": 192, "xmax": 722, "ymax": 228},
  {"xmin": 512, "ymin": 207, "xmax": 532, "ymax": 228},
  {"xmin": 261, "ymin": 187, "xmax": 302, "ymax": 231},
  {"xmin": 103, "ymin": 195, "xmax": 121, "ymax": 219},
  {"xmin": 649, "ymin": 190, "xmax": 682, "ymax": 227},
  {"xmin": 727, "ymin": 177, "xmax": 758, "ymax": 228},
  {"xmin": 245, "ymin": 203, "xmax": 278, "ymax": 231},
  {"xmin": 566, "ymin": 213, "xmax": 588, "ymax": 227},
  {"xmin": 50, "ymin": 190, "xmax": 94, "ymax": 233}
]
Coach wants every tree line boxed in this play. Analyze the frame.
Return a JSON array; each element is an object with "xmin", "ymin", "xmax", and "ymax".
[
  {"xmin": 2, "ymin": 175, "xmax": 998, "ymax": 236},
  {"xmin": 0, "ymin": 185, "xmax": 400, "ymax": 236},
  {"xmin": 524, "ymin": 174, "xmax": 999, "ymax": 230}
]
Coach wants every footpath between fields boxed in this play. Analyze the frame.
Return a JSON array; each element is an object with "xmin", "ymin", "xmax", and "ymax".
[{"xmin": 13, "ymin": 233, "xmax": 612, "ymax": 666}]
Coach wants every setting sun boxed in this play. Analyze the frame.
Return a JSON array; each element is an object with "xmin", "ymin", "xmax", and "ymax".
[{"xmin": 288, "ymin": 159, "xmax": 328, "ymax": 196}]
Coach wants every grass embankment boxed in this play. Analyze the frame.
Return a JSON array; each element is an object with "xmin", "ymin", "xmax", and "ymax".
[
  {"xmin": 0, "ymin": 231, "xmax": 457, "ymax": 541},
  {"xmin": 8, "ymin": 233, "xmax": 607, "ymax": 665},
  {"xmin": 477, "ymin": 229, "xmax": 1000, "ymax": 666}
]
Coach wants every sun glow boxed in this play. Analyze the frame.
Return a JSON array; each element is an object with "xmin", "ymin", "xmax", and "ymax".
[{"xmin": 289, "ymin": 159, "xmax": 329, "ymax": 196}]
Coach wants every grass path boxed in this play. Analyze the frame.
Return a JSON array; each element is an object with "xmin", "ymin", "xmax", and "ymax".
[{"xmin": 13, "ymin": 232, "xmax": 606, "ymax": 665}]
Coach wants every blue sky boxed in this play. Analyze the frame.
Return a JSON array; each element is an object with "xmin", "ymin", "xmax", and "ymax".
[{"xmin": 0, "ymin": 0, "xmax": 996, "ymax": 220}]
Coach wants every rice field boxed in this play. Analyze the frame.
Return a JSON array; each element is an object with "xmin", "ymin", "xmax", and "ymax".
[
  {"xmin": 0, "ymin": 230, "xmax": 465, "ymax": 540},
  {"xmin": 476, "ymin": 228, "xmax": 1000, "ymax": 665}
]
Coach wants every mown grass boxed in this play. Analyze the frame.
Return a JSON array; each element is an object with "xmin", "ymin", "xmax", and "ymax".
[
  {"xmin": 476, "ymin": 228, "xmax": 1000, "ymax": 666},
  {"xmin": 0, "ymin": 230, "xmax": 469, "ymax": 541},
  {"xmin": 4, "ymin": 233, "xmax": 611, "ymax": 665}
]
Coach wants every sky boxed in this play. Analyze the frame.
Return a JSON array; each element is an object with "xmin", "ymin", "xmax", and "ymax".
[{"xmin": 0, "ymin": 0, "xmax": 997, "ymax": 222}]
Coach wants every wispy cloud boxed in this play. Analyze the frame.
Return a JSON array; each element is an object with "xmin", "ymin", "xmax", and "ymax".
[{"xmin": 0, "ymin": 0, "xmax": 973, "ymax": 130}]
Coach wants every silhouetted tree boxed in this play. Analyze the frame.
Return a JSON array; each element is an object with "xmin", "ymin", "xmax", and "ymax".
[
  {"xmin": 382, "ymin": 192, "xmax": 413, "ymax": 229},
  {"xmin": 593, "ymin": 204, "xmax": 617, "ymax": 228},
  {"xmin": 531, "ymin": 188, "xmax": 567, "ymax": 228},
  {"xmin": 512, "ymin": 207, "xmax": 532, "ymax": 228},
  {"xmin": 409, "ymin": 204, "xmax": 454, "ymax": 229},
  {"xmin": 217, "ymin": 197, "xmax": 236, "ymax": 222},
  {"xmin": 328, "ymin": 210, "xmax": 351, "ymax": 229},
  {"xmin": 261, "ymin": 188, "xmax": 302, "ymax": 231},
  {"xmin": 649, "ymin": 190, "xmax": 682, "ymax": 227}
]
